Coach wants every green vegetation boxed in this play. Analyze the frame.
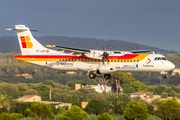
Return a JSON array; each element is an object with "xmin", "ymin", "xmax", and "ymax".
[
  {"xmin": 123, "ymin": 100, "xmax": 149, "ymax": 120},
  {"xmin": 156, "ymin": 98, "xmax": 180, "ymax": 120},
  {"xmin": 0, "ymin": 52, "xmax": 180, "ymax": 119},
  {"xmin": 59, "ymin": 105, "xmax": 87, "ymax": 120},
  {"xmin": 25, "ymin": 102, "xmax": 55, "ymax": 120}
]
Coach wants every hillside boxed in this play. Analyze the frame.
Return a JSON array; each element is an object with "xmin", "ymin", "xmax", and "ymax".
[{"xmin": 0, "ymin": 36, "xmax": 176, "ymax": 53}]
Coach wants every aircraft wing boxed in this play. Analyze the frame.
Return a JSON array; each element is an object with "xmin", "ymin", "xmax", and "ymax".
[
  {"xmin": 46, "ymin": 45, "xmax": 91, "ymax": 55},
  {"xmin": 130, "ymin": 50, "xmax": 151, "ymax": 53}
]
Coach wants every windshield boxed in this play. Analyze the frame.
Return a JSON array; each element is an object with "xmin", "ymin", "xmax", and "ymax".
[{"xmin": 154, "ymin": 57, "xmax": 167, "ymax": 60}]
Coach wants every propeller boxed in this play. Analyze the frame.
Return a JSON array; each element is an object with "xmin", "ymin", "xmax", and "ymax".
[{"xmin": 101, "ymin": 42, "xmax": 109, "ymax": 64}]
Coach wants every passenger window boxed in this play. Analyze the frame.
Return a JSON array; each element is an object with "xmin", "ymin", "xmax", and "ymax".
[
  {"xmin": 91, "ymin": 59, "xmax": 93, "ymax": 62},
  {"xmin": 74, "ymin": 59, "xmax": 76, "ymax": 61},
  {"xmin": 130, "ymin": 60, "xmax": 132, "ymax": 62},
  {"xmin": 78, "ymin": 59, "xmax": 80, "ymax": 61},
  {"xmin": 134, "ymin": 60, "xmax": 136, "ymax": 62},
  {"xmin": 137, "ymin": 60, "xmax": 139, "ymax": 62},
  {"xmin": 118, "ymin": 60, "xmax": 119, "ymax": 62},
  {"xmin": 65, "ymin": 59, "xmax": 67, "ymax": 61},
  {"xmin": 124, "ymin": 60, "xmax": 126, "ymax": 62},
  {"xmin": 114, "ymin": 60, "xmax": 116, "ymax": 62},
  {"xmin": 127, "ymin": 60, "xmax": 129, "ymax": 62},
  {"xmin": 121, "ymin": 60, "xmax": 123, "ymax": 62},
  {"xmin": 62, "ymin": 59, "xmax": 64, "ymax": 61},
  {"xmin": 111, "ymin": 60, "xmax": 113, "ymax": 62},
  {"xmin": 81, "ymin": 59, "xmax": 83, "ymax": 62}
]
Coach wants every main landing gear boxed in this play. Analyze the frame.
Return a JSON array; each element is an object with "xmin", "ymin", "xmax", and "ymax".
[
  {"xmin": 88, "ymin": 71, "xmax": 111, "ymax": 79},
  {"xmin": 104, "ymin": 74, "xmax": 111, "ymax": 79},
  {"xmin": 89, "ymin": 72, "xmax": 96, "ymax": 79}
]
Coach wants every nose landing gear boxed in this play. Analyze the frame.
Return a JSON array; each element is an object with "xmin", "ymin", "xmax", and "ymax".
[
  {"xmin": 162, "ymin": 74, "xmax": 167, "ymax": 79},
  {"xmin": 161, "ymin": 71, "xmax": 167, "ymax": 79}
]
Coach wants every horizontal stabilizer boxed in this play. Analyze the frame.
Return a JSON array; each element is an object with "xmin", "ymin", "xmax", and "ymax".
[{"xmin": 6, "ymin": 28, "xmax": 38, "ymax": 32}]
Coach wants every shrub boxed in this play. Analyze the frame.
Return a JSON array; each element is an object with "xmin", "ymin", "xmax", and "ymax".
[{"xmin": 161, "ymin": 92, "xmax": 168, "ymax": 98}]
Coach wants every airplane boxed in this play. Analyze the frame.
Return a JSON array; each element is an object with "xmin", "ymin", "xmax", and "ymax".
[{"xmin": 6, "ymin": 25, "xmax": 175, "ymax": 79}]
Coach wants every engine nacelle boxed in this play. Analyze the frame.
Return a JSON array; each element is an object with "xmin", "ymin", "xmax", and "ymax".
[{"xmin": 98, "ymin": 66, "xmax": 116, "ymax": 74}]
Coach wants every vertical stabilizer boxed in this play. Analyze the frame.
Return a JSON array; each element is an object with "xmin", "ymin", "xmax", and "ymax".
[{"xmin": 7, "ymin": 25, "xmax": 58, "ymax": 55}]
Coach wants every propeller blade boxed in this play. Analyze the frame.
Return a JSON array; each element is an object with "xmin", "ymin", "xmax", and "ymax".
[
  {"xmin": 136, "ymin": 44, "xmax": 139, "ymax": 50},
  {"xmin": 106, "ymin": 42, "xmax": 110, "ymax": 52},
  {"xmin": 131, "ymin": 43, "xmax": 134, "ymax": 50},
  {"xmin": 101, "ymin": 42, "xmax": 104, "ymax": 51}
]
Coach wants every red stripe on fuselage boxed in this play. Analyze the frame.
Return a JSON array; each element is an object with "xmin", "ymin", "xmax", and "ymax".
[{"xmin": 15, "ymin": 54, "xmax": 139, "ymax": 59}]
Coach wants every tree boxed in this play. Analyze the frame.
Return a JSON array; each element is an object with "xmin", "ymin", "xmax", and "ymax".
[
  {"xmin": 123, "ymin": 100, "xmax": 149, "ymax": 120},
  {"xmin": 123, "ymin": 87, "xmax": 136, "ymax": 94},
  {"xmin": 15, "ymin": 102, "xmax": 31, "ymax": 116},
  {"xmin": 24, "ymin": 89, "xmax": 38, "ymax": 95},
  {"xmin": 146, "ymin": 104, "xmax": 154, "ymax": 115},
  {"xmin": 72, "ymin": 101, "xmax": 82, "ymax": 108},
  {"xmin": 25, "ymin": 102, "xmax": 55, "ymax": 120},
  {"xmin": 111, "ymin": 72, "xmax": 135, "ymax": 94},
  {"xmin": 95, "ymin": 77, "xmax": 109, "ymax": 92},
  {"xmin": 0, "ymin": 112, "xmax": 23, "ymax": 120},
  {"xmin": 0, "ymin": 95, "xmax": 9, "ymax": 109},
  {"xmin": 97, "ymin": 113, "xmax": 111, "ymax": 120},
  {"xmin": 112, "ymin": 102, "xmax": 126, "ymax": 115},
  {"xmin": 59, "ymin": 105, "xmax": 87, "ymax": 120},
  {"xmin": 85, "ymin": 100, "xmax": 105, "ymax": 115},
  {"xmin": 0, "ymin": 106, "xmax": 8, "ymax": 114},
  {"xmin": 155, "ymin": 98, "xmax": 180, "ymax": 120},
  {"xmin": 148, "ymin": 115, "xmax": 161, "ymax": 120},
  {"xmin": 132, "ymin": 81, "xmax": 148, "ymax": 91},
  {"xmin": 161, "ymin": 92, "xmax": 168, "ymax": 98},
  {"xmin": 169, "ymin": 90, "xmax": 177, "ymax": 97},
  {"xmin": 117, "ymin": 94, "xmax": 131, "ymax": 104}
]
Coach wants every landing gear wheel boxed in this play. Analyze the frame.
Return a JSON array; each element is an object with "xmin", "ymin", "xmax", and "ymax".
[
  {"xmin": 162, "ymin": 75, "xmax": 167, "ymax": 79},
  {"xmin": 104, "ymin": 74, "xmax": 111, "ymax": 79},
  {"xmin": 89, "ymin": 73, "xmax": 96, "ymax": 79}
]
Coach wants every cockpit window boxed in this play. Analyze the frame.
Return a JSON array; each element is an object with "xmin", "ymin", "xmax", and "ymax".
[
  {"xmin": 162, "ymin": 57, "xmax": 167, "ymax": 60},
  {"xmin": 154, "ymin": 57, "xmax": 167, "ymax": 60}
]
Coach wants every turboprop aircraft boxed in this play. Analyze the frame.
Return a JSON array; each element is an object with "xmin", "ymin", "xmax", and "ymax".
[{"xmin": 6, "ymin": 25, "xmax": 175, "ymax": 79}]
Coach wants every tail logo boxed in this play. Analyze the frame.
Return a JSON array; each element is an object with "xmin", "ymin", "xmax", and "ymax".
[{"xmin": 20, "ymin": 36, "xmax": 33, "ymax": 48}]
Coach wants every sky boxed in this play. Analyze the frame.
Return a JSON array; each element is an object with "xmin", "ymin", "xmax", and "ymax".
[{"xmin": 1, "ymin": 0, "xmax": 180, "ymax": 52}]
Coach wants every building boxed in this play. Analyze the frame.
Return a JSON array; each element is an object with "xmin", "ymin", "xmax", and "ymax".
[
  {"xmin": 40, "ymin": 101, "xmax": 72, "ymax": 109},
  {"xmin": 16, "ymin": 95, "xmax": 72, "ymax": 109},
  {"xmin": 66, "ymin": 71, "xmax": 77, "ymax": 75},
  {"xmin": 130, "ymin": 93, "xmax": 146, "ymax": 98},
  {"xmin": 14, "ymin": 73, "xmax": 33, "ymax": 79},
  {"xmin": 16, "ymin": 95, "xmax": 41, "ymax": 102},
  {"xmin": 82, "ymin": 84, "xmax": 112, "ymax": 93},
  {"xmin": 75, "ymin": 84, "xmax": 81, "ymax": 90},
  {"xmin": 81, "ymin": 102, "xmax": 89, "ymax": 109},
  {"xmin": 172, "ymin": 68, "xmax": 180, "ymax": 75}
]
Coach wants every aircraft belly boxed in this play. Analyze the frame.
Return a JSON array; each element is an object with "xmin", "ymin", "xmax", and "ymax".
[{"xmin": 77, "ymin": 62, "xmax": 98, "ymax": 71}]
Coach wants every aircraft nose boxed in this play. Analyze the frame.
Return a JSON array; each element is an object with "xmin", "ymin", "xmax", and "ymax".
[{"xmin": 168, "ymin": 62, "xmax": 175, "ymax": 70}]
